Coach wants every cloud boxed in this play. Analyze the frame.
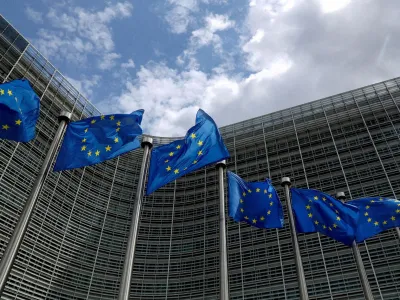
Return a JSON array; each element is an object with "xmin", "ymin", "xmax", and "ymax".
[
  {"xmin": 33, "ymin": 2, "xmax": 133, "ymax": 70},
  {"xmin": 64, "ymin": 75, "xmax": 101, "ymax": 99},
  {"xmin": 25, "ymin": 6, "xmax": 43, "ymax": 24},
  {"xmin": 113, "ymin": 0, "xmax": 400, "ymax": 137},
  {"xmin": 121, "ymin": 58, "xmax": 136, "ymax": 69}
]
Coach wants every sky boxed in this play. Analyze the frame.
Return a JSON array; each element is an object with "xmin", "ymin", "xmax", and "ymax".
[{"xmin": 2, "ymin": 0, "xmax": 400, "ymax": 136}]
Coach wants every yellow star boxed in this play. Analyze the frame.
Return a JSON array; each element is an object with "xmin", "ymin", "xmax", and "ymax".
[
  {"xmin": 198, "ymin": 150, "xmax": 203, "ymax": 156},
  {"xmin": 260, "ymin": 216, "xmax": 265, "ymax": 221},
  {"xmin": 240, "ymin": 208, "xmax": 244, "ymax": 213},
  {"xmin": 269, "ymin": 193, "xmax": 272, "ymax": 198},
  {"xmin": 244, "ymin": 216, "xmax": 249, "ymax": 220},
  {"xmin": 336, "ymin": 216, "xmax": 341, "ymax": 221},
  {"xmin": 314, "ymin": 220, "xmax": 319, "ymax": 225},
  {"xmin": 95, "ymin": 150, "xmax": 100, "ymax": 156},
  {"xmin": 165, "ymin": 159, "xmax": 169, "ymax": 163},
  {"xmin": 323, "ymin": 225, "xmax": 327, "ymax": 229},
  {"xmin": 100, "ymin": 115, "xmax": 105, "ymax": 120},
  {"xmin": 396, "ymin": 209, "xmax": 400, "ymax": 213},
  {"xmin": 374, "ymin": 221, "xmax": 379, "ymax": 226},
  {"xmin": 166, "ymin": 166, "xmax": 171, "ymax": 171},
  {"xmin": 191, "ymin": 133, "xmax": 196, "ymax": 138},
  {"xmin": 114, "ymin": 137, "xmax": 119, "ymax": 143},
  {"xmin": 256, "ymin": 188, "xmax": 260, "ymax": 192},
  {"xmin": 306, "ymin": 205, "xmax": 311, "ymax": 210},
  {"xmin": 7, "ymin": 90, "xmax": 12, "ymax": 96},
  {"xmin": 105, "ymin": 145, "xmax": 111, "ymax": 151},
  {"xmin": 267, "ymin": 210, "xmax": 271, "ymax": 215},
  {"xmin": 391, "ymin": 216, "xmax": 396, "ymax": 221},
  {"xmin": 82, "ymin": 138, "xmax": 87, "ymax": 143},
  {"xmin": 176, "ymin": 145, "xmax": 181, "ymax": 149},
  {"xmin": 329, "ymin": 203, "xmax": 333, "ymax": 207},
  {"xmin": 383, "ymin": 220, "xmax": 387, "ymax": 225},
  {"xmin": 116, "ymin": 128, "xmax": 120, "ymax": 132},
  {"xmin": 110, "ymin": 115, "xmax": 115, "ymax": 120},
  {"xmin": 248, "ymin": 189, "xmax": 252, "ymax": 193},
  {"xmin": 333, "ymin": 223, "xmax": 338, "ymax": 228},
  {"xmin": 322, "ymin": 197, "xmax": 326, "ymax": 201},
  {"xmin": 197, "ymin": 140, "xmax": 203, "ymax": 146},
  {"xmin": 368, "ymin": 218, "xmax": 372, "ymax": 222},
  {"xmin": 87, "ymin": 150, "xmax": 92, "ymax": 156},
  {"xmin": 116, "ymin": 121, "xmax": 121, "ymax": 126},
  {"xmin": 371, "ymin": 200, "xmax": 375, "ymax": 203},
  {"xmin": 379, "ymin": 197, "xmax": 383, "ymax": 201},
  {"xmin": 242, "ymin": 192, "xmax": 246, "ymax": 197},
  {"xmin": 314, "ymin": 196, "xmax": 318, "ymax": 200},
  {"xmin": 174, "ymin": 169, "xmax": 179, "ymax": 174},
  {"xmin": 308, "ymin": 213, "xmax": 313, "ymax": 218},
  {"xmin": 364, "ymin": 212, "xmax": 368, "ymax": 216},
  {"xmin": 84, "ymin": 128, "xmax": 88, "ymax": 133},
  {"xmin": 366, "ymin": 205, "xmax": 370, "ymax": 209},
  {"xmin": 252, "ymin": 218, "xmax": 257, "ymax": 224},
  {"xmin": 81, "ymin": 145, "xmax": 86, "ymax": 151},
  {"xmin": 15, "ymin": 119, "xmax": 22, "ymax": 125},
  {"xmin": 270, "ymin": 201, "xmax": 273, "ymax": 206},
  {"xmin": 0, "ymin": 89, "xmax": 3, "ymax": 95},
  {"xmin": 335, "ymin": 210, "xmax": 339, "ymax": 214},
  {"xmin": 329, "ymin": 227, "xmax": 332, "ymax": 231},
  {"xmin": 193, "ymin": 160, "xmax": 197, "ymax": 164},
  {"xmin": 398, "ymin": 204, "xmax": 400, "ymax": 207},
  {"xmin": 264, "ymin": 189, "xmax": 267, "ymax": 194},
  {"xmin": 169, "ymin": 152, "xmax": 174, "ymax": 156},
  {"xmin": 2, "ymin": 124, "xmax": 9, "ymax": 130},
  {"xmin": 240, "ymin": 199, "xmax": 243, "ymax": 204},
  {"xmin": 91, "ymin": 119, "xmax": 96, "ymax": 124}
]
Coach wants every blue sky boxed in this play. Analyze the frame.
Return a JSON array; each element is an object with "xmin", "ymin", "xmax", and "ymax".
[{"xmin": 2, "ymin": 0, "xmax": 400, "ymax": 136}]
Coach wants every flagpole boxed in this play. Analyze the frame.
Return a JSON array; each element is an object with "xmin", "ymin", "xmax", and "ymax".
[
  {"xmin": 216, "ymin": 160, "xmax": 229, "ymax": 300},
  {"xmin": 0, "ymin": 110, "xmax": 71, "ymax": 295},
  {"xmin": 281, "ymin": 177, "xmax": 309, "ymax": 300},
  {"xmin": 336, "ymin": 192, "xmax": 374, "ymax": 300},
  {"xmin": 118, "ymin": 136, "xmax": 153, "ymax": 300}
]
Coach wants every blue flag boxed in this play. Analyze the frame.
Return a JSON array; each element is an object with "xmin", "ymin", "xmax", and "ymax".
[
  {"xmin": 228, "ymin": 172, "xmax": 283, "ymax": 229},
  {"xmin": 146, "ymin": 109, "xmax": 229, "ymax": 195},
  {"xmin": 291, "ymin": 188, "xmax": 359, "ymax": 246},
  {"xmin": 348, "ymin": 196, "xmax": 400, "ymax": 242},
  {"xmin": 0, "ymin": 79, "xmax": 40, "ymax": 142},
  {"xmin": 54, "ymin": 110, "xmax": 144, "ymax": 171}
]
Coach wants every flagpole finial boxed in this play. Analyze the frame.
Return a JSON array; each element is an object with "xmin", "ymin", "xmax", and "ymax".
[
  {"xmin": 336, "ymin": 192, "xmax": 346, "ymax": 200},
  {"xmin": 141, "ymin": 136, "xmax": 153, "ymax": 149},
  {"xmin": 216, "ymin": 160, "xmax": 226, "ymax": 169},
  {"xmin": 281, "ymin": 177, "xmax": 291, "ymax": 187},
  {"xmin": 58, "ymin": 111, "xmax": 71, "ymax": 123}
]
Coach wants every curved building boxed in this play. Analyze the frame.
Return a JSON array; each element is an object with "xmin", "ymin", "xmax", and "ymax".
[{"xmin": 1, "ymin": 15, "xmax": 400, "ymax": 300}]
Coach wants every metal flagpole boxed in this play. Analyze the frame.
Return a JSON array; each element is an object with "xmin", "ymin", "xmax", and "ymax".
[
  {"xmin": 336, "ymin": 192, "xmax": 374, "ymax": 300},
  {"xmin": 216, "ymin": 160, "xmax": 229, "ymax": 300},
  {"xmin": 0, "ymin": 110, "xmax": 71, "ymax": 295},
  {"xmin": 118, "ymin": 136, "xmax": 153, "ymax": 300},
  {"xmin": 281, "ymin": 177, "xmax": 309, "ymax": 300}
]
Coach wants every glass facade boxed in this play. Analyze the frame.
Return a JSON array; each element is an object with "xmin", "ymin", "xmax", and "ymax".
[{"xmin": 1, "ymin": 15, "xmax": 400, "ymax": 300}]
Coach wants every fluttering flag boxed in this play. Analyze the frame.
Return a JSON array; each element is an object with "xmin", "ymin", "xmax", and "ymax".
[
  {"xmin": 53, "ymin": 110, "xmax": 144, "ymax": 171},
  {"xmin": 0, "ymin": 79, "xmax": 40, "ymax": 142},
  {"xmin": 146, "ymin": 109, "xmax": 229, "ymax": 195},
  {"xmin": 291, "ymin": 188, "xmax": 359, "ymax": 246},
  {"xmin": 348, "ymin": 196, "xmax": 400, "ymax": 242},
  {"xmin": 228, "ymin": 171, "xmax": 283, "ymax": 229}
]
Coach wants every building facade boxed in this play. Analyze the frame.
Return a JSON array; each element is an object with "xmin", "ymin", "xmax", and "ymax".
[{"xmin": 1, "ymin": 15, "xmax": 400, "ymax": 300}]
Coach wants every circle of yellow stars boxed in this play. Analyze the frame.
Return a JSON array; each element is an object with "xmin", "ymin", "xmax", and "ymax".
[
  {"xmin": 81, "ymin": 115, "xmax": 121, "ymax": 158},
  {"xmin": 238, "ymin": 186, "xmax": 274, "ymax": 225},
  {"xmin": 164, "ymin": 131, "xmax": 204, "ymax": 175},
  {"xmin": 362, "ymin": 197, "xmax": 399, "ymax": 227},
  {"xmin": 305, "ymin": 195, "xmax": 341, "ymax": 232},
  {"xmin": 0, "ymin": 88, "xmax": 23, "ymax": 131}
]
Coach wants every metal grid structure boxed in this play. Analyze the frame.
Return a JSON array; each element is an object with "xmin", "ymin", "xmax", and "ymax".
[{"xmin": 1, "ymin": 15, "xmax": 400, "ymax": 300}]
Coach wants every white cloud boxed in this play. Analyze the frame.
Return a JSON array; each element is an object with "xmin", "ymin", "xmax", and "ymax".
[
  {"xmin": 25, "ymin": 7, "xmax": 43, "ymax": 24},
  {"xmin": 121, "ymin": 58, "xmax": 136, "ymax": 69},
  {"xmin": 65, "ymin": 75, "xmax": 101, "ymax": 99},
  {"xmin": 33, "ymin": 2, "xmax": 133, "ymax": 70},
  {"xmin": 318, "ymin": 0, "xmax": 351, "ymax": 14}
]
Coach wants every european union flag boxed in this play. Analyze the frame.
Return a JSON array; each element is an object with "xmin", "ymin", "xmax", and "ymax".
[
  {"xmin": 146, "ymin": 109, "xmax": 229, "ymax": 195},
  {"xmin": 228, "ymin": 172, "xmax": 283, "ymax": 229},
  {"xmin": 0, "ymin": 79, "xmax": 40, "ymax": 142},
  {"xmin": 291, "ymin": 188, "xmax": 359, "ymax": 246},
  {"xmin": 348, "ymin": 196, "xmax": 400, "ymax": 242},
  {"xmin": 53, "ymin": 110, "xmax": 144, "ymax": 171}
]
